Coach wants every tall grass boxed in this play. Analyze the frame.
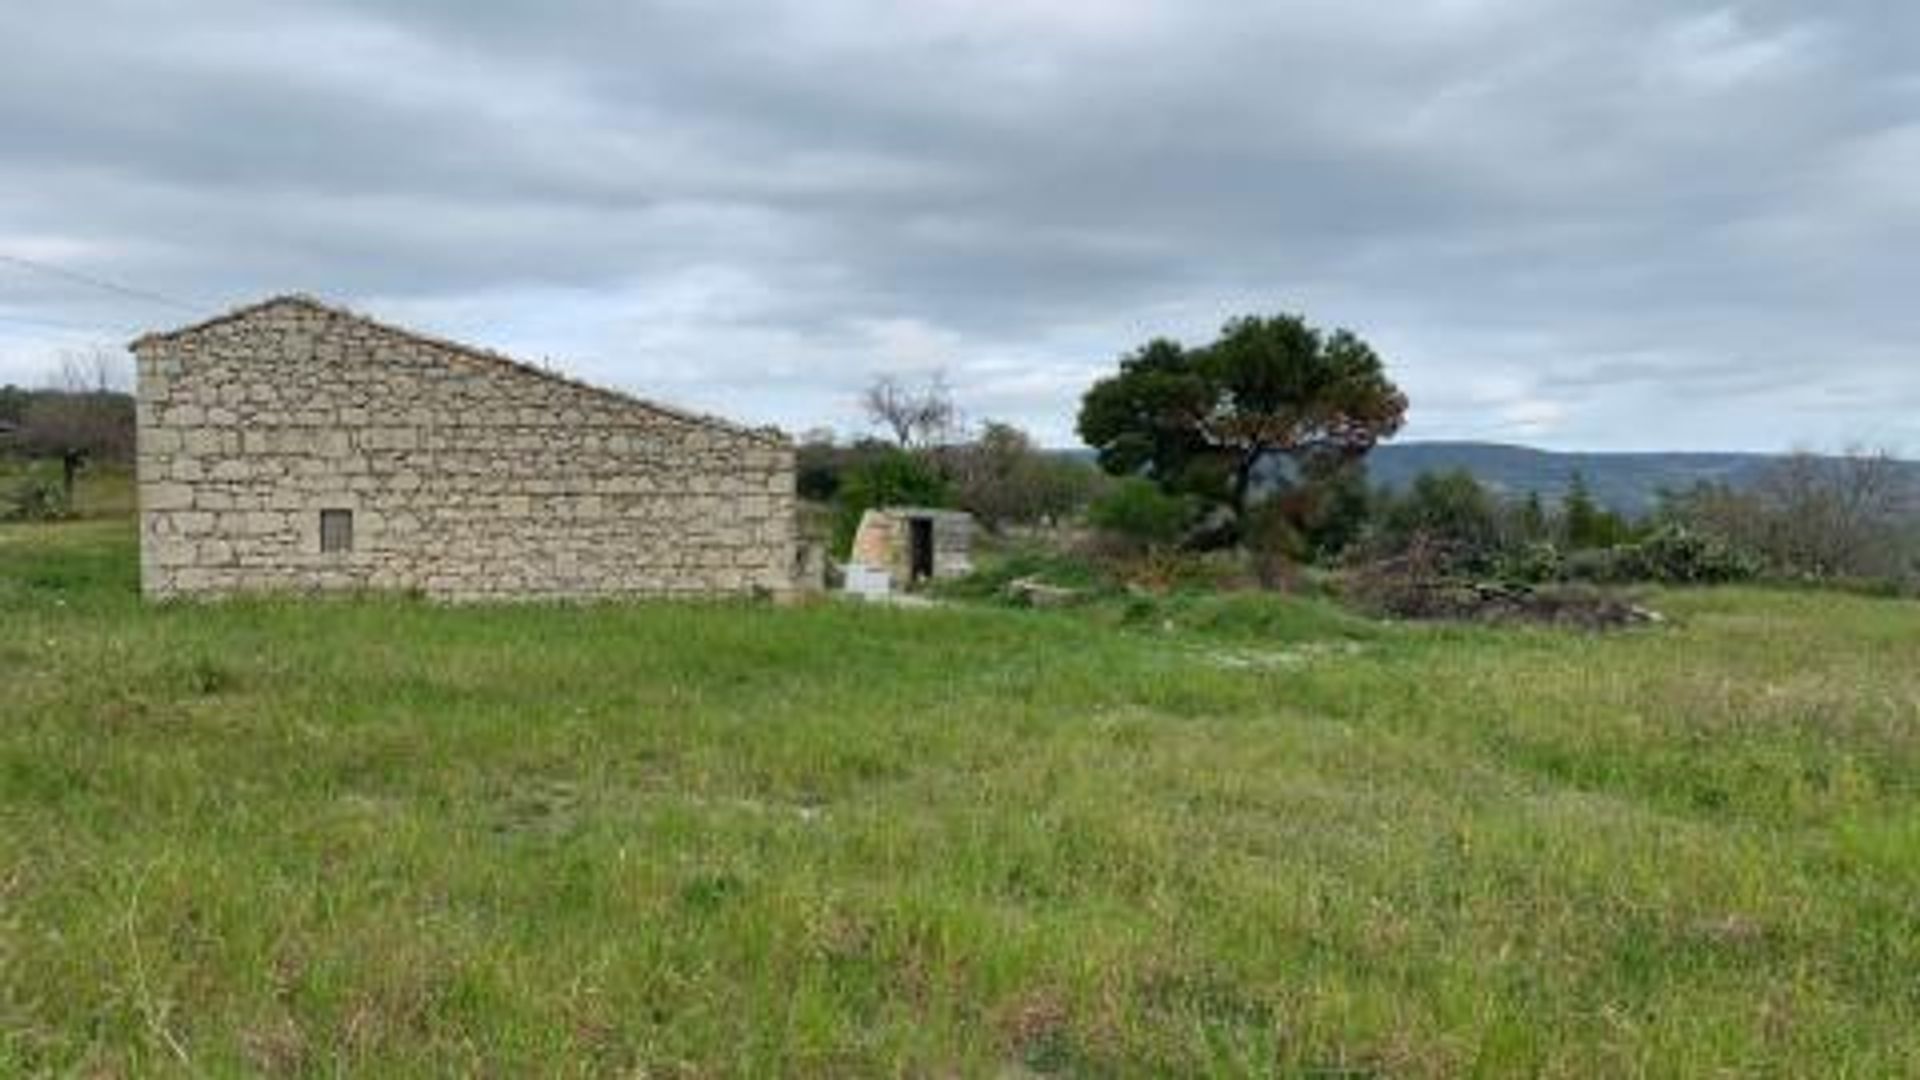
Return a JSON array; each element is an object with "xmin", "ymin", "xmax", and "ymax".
[{"xmin": 2, "ymin": 521, "xmax": 1917, "ymax": 1074}]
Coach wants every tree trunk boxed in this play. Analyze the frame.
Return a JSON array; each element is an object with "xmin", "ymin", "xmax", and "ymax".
[
  {"xmin": 1230, "ymin": 452, "xmax": 1260, "ymax": 538},
  {"xmin": 61, "ymin": 450, "xmax": 81, "ymax": 505}
]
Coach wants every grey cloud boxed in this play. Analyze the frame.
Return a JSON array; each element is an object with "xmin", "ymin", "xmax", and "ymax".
[{"xmin": 1, "ymin": 0, "xmax": 1916, "ymax": 450}]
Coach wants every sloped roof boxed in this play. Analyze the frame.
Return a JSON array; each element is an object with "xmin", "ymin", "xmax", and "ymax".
[{"xmin": 130, "ymin": 294, "xmax": 786, "ymax": 445}]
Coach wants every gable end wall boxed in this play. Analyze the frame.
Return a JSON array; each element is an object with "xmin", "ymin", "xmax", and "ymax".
[{"xmin": 135, "ymin": 301, "xmax": 795, "ymax": 600}]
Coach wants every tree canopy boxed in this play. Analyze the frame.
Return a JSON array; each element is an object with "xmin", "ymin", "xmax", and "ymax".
[{"xmin": 1076, "ymin": 314, "xmax": 1406, "ymax": 539}]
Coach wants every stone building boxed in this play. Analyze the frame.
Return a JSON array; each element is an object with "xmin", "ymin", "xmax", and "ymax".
[
  {"xmin": 847, "ymin": 506, "xmax": 975, "ymax": 590},
  {"xmin": 132, "ymin": 295, "xmax": 795, "ymax": 601}
]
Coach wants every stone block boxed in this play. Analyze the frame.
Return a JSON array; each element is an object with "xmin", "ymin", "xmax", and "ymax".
[
  {"xmin": 145, "ymin": 482, "xmax": 193, "ymax": 510},
  {"xmin": 245, "ymin": 511, "xmax": 286, "ymax": 536}
]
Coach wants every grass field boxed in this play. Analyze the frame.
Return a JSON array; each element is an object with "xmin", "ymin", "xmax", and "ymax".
[{"xmin": 3, "ymin": 519, "xmax": 1918, "ymax": 1075}]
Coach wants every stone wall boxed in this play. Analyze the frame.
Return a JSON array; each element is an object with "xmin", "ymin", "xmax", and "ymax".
[{"xmin": 133, "ymin": 297, "xmax": 796, "ymax": 601}]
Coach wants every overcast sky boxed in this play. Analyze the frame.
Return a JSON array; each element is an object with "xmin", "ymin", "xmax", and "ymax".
[{"xmin": 2, "ymin": 1, "xmax": 1915, "ymax": 451}]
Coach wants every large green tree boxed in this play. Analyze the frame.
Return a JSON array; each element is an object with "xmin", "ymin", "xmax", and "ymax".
[{"xmin": 1076, "ymin": 314, "xmax": 1407, "ymax": 539}]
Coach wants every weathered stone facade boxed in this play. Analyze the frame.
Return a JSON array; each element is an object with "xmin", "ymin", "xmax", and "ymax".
[
  {"xmin": 132, "ymin": 296, "xmax": 795, "ymax": 601},
  {"xmin": 848, "ymin": 507, "xmax": 975, "ymax": 587}
]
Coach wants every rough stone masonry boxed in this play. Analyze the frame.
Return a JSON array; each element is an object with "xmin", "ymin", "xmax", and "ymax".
[{"xmin": 132, "ymin": 295, "xmax": 796, "ymax": 601}]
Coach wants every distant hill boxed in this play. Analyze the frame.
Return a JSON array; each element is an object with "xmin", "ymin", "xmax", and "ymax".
[
  {"xmin": 1367, "ymin": 442, "xmax": 1918, "ymax": 514},
  {"xmin": 1060, "ymin": 441, "xmax": 1919, "ymax": 515}
]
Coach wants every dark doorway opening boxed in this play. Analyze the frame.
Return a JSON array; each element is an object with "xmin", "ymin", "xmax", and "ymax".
[{"xmin": 908, "ymin": 517, "xmax": 935, "ymax": 583}]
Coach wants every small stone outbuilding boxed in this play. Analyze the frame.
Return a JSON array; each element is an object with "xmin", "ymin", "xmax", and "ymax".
[
  {"xmin": 132, "ymin": 295, "xmax": 795, "ymax": 601},
  {"xmin": 848, "ymin": 507, "xmax": 975, "ymax": 589}
]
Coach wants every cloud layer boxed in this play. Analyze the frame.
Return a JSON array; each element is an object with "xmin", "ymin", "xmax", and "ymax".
[{"xmin": 2, "ymin": 1, "xmax": 1915, "ymax": 449}]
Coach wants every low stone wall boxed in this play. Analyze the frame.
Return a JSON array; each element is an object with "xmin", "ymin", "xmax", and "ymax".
[{"xmin": 134, "ymin": 298, "xmax": 796, "ymax": 601}]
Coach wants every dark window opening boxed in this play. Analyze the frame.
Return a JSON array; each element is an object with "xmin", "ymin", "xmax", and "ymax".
[{"xmin": 320, "ymin": 509, "xmax": 354, "ymax": 553}]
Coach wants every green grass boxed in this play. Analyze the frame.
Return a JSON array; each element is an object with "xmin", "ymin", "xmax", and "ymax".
[{"xmin": 3, "ymin": 521, "xmax": 1918, "ymax": 1075}]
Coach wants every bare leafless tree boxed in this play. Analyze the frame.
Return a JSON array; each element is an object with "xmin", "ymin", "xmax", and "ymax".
[
  {"xmin": 861, "ymin": 372, "xmax": 957, "ymax": 449},
  {"xmin": 51, "ymin": 347, "xmax": 128, "ymax": 394},
  {"xmin": 946, "ymin": 420, "xmax": 1099, "ymax": 531},
  {"xmin": 1665, "ymin": 446, "xmax": 1919, "ymax": 583},
  {"xmin": 1752, "ymin": 448, "xmax": 1912, "ymax": 579}
]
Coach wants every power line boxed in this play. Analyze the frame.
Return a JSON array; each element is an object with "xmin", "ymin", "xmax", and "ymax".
[
  {"xmin": 0, "ymin": 311, "xmax": 132, "ymax": 337},
  {"xmin": 0, "ymin": 252, "xmax": 201, "ymax": 313}
]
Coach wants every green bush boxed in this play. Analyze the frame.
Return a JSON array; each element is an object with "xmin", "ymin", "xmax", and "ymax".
[
  {"xmin": 1086, "ymin": 478, "xmax": 1195, "ymax": 553},
  {"xmin": 832, "ymin": 448, "xmax": 949, "ymax": 556},
  {"xmin": 2, "ymin": 472, "xmax": 73, "ymax": 522},
  {"xmin": 1561, "ymin": 525, "xmax": 1759, "ymax": 586},
  {"xmin": 1373, "ymin": 469, "xmax": 1505, "ymax": 573},
  {"xmin": 1496, "ymin": 541, "xmax": 1564, "ymax": 585},
  {"xmin": 1243, "ymin": 498, "xmax": 1309, "ymax": 588},
  {"xmin": 1634, "ymin": 525, "xmax": 1761, "ymax": 584}
]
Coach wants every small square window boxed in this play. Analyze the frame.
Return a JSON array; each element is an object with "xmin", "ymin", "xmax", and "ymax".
[{"xmin": 319, "ymin": 509, "xmax": 354, "ymax": 553}]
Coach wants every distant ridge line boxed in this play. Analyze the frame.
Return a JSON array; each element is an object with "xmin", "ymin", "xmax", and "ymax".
[
  {"xmin": 1056, "ymin": 441, "xmax": 1919, "ymax": 514},
  {"xmin": 1366, "ymin": 441, "xmax": 1919, "ymax": 513}
]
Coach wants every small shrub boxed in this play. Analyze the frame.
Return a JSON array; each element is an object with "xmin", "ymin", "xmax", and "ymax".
[
  {"xmin": 1497, "ymin": 541, "xmax": 1564, "ymax": 585},
  {"xmin": 2, "ymin": 473, "xmax": 73, "ymax": 522},
  {"xmin": 1634, "ymin": 525, "xmax": 1761, "ymax": 584},
  {"xmin": 1244, "ymin": 498, "xmax": 1308, "ymax": 590},
  {"xmin": 1086, "ymin": 478, "xmax": 1195, "ymax": 554},
  {"xmin": 1561, "ymin": 526, "xmax": 1760, "ymax": 586}
]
